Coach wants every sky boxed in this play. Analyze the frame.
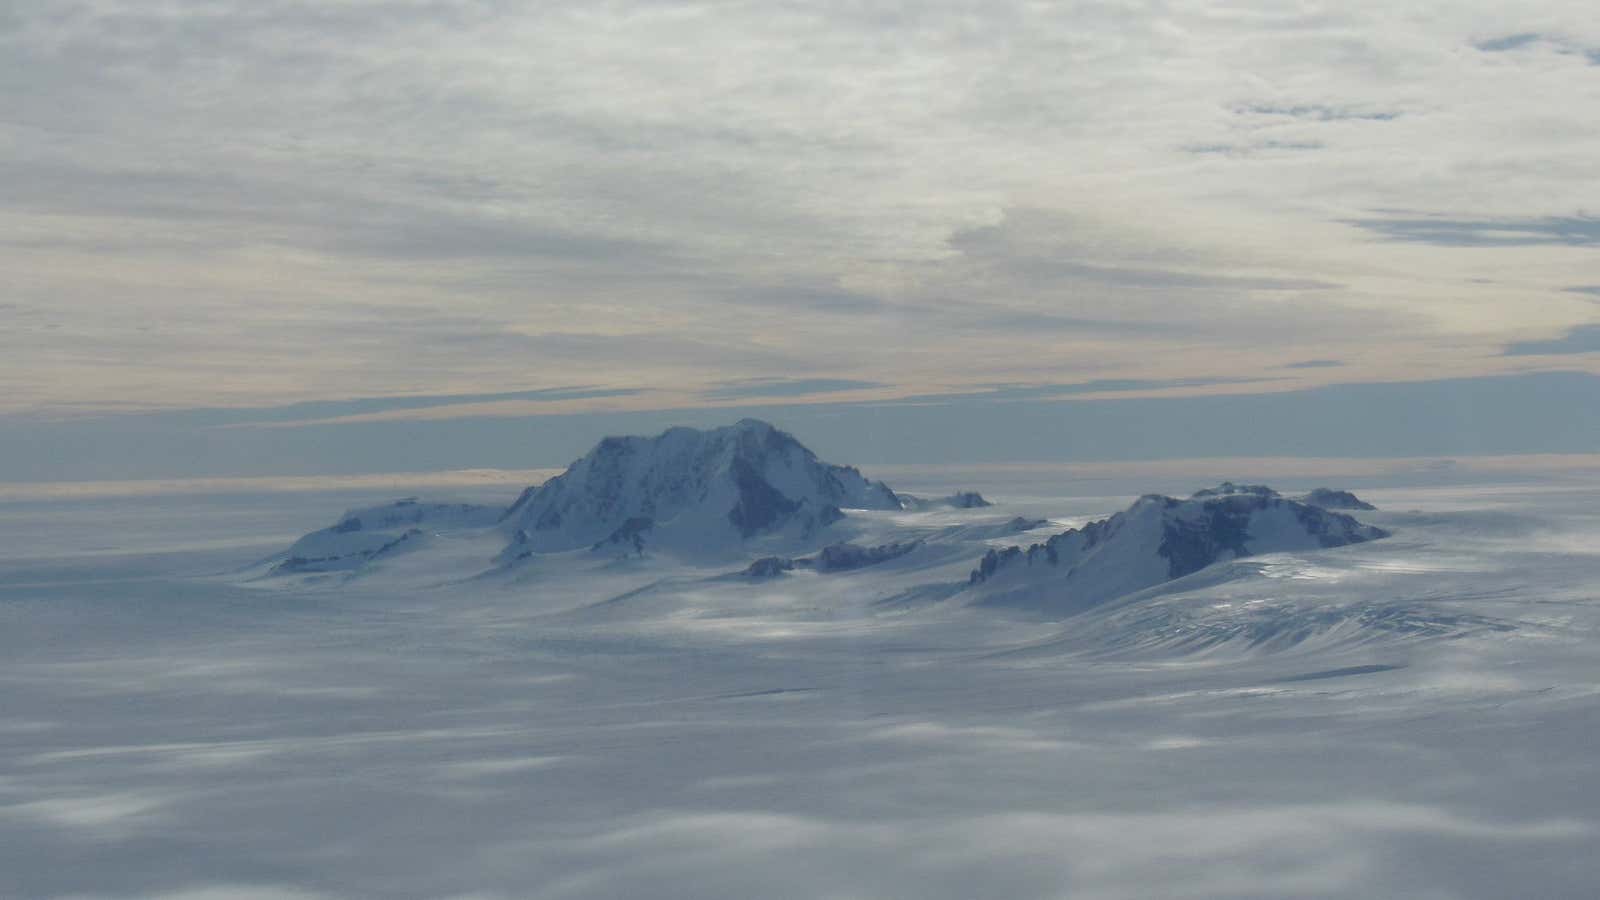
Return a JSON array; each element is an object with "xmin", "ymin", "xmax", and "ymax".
[{"xmin": 3, "ymin": 1, "xmax": 1598, "ymax": 478}]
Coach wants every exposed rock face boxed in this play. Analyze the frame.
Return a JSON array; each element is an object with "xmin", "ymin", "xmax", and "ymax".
[
  {"xmin": 743, "ymin": 556, "xmax": 796, "ymax": 578},
  {"xmin": 900, "ymin": 491, "xmax": 992, "ymax": 510},
  {"xmin": 592, "ymin": 517, "xmax": 654, "ymax": 555},
  {"xmin": 968, "ymin": 488, "xmax": 1389, "ymax": 610},
  {"xmin": 1302, "ymin": 488, "xmax": 1378, "ymax": 511},
  {"xmin": 500, "ymin": 419, "xmax": 900, "ymax": 560},
  {"xmin": 742, "ymin": 540, "xmax": 922, "ymax": 578},
  {"xmin": 1191, "ymin": 482, "xmax": 1279, "ymax": 499},
  {"xmin": 275, "ymin": 500, "xmax": 500, "ymax": 573},
  {"xmin": 811, "ymin": 540, "xmax": 921, "ymax": 573}
]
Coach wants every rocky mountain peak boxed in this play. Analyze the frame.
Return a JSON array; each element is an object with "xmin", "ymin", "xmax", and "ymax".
[{"xmin": 498, "ymin": 420, "xmax": 900, "ymax": 560}]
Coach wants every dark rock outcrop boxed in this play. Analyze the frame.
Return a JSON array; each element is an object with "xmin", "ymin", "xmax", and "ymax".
[
  {"xmin": 900, "ymin": 491, "xmax": 992, "ymax": 511},
  {"xmin": 743, "ymin": 556, "xmax": 797, "ymax": 578},
  {"xmin": 1302, "ymin": 488, "xmax": 1377, "ymax": 511},
  {"xmin": 743, "ymin": 540, "xmax": 922, "ymax": 578}
]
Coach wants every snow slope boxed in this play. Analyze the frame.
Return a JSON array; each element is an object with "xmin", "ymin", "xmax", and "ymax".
[{"xmin": 274, "ymin": 498, "xmax": 501, "ymax": 573}]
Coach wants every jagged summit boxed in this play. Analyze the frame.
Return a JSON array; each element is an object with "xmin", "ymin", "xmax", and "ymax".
[
  {"xmin": 1192, "ymin": 482, "xmax": 1377, "ymax": 511},
  {"xmin": 968, "ymin": 487, "xmax": 1388, "ymax": 612},
  {"xmin": 498, "ymin": 419, "xmax": 901, "ymax": 560},
  {"xmin": 1192, "ymin": 482, "xmax": 1279, "ymax": 499}
]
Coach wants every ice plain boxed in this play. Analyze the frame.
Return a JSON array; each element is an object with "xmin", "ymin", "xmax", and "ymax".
[{"xmin": 2, "ymin": 460, "xmax": 1598, "ymax": 899}]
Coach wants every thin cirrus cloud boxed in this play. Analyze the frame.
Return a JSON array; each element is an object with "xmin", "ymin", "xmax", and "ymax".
[
  {"xmin": 1346, "ymin": 216, "xmax": 1600, "ymax": 247},
  {"xmin": 1, "ymin": 1, "xmax": 1598, "ymax": 424},
  {"xmin": 160, "ymin": 386, "xmax": 651, "ymax": 427},
  {"xmin": 1474, "ymin": 31, "xmax": 1600, "ymax": 62},
  {"xmin": 1235, "ymin": 103, "xmax": 1402, "ymax": 122},
  {"xmin": 1503, "ymin": 324, "xmax": 1600, "ymax": 356},
  {"xmin": 1475, "ymin": 33, "xmax": 1547, "ymax": 52},
  {"xmin": 883, "ymin": 377, "xmax": 1276, "ymax": 406},
  {"xmin": 700, "ymin": 378, "xmax": 887, "ymax": 401}
]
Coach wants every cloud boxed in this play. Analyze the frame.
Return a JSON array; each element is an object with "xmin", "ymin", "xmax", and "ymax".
[
  {"xmin": 731, "ymin": 285, "xmax": 887, "ymax": 315},
  {"xmin": 64, "ymin": 883, "xmax": 332, "ymax": 890},
  {"xmin": 944, "ymin": 215, "xmax": 1343, "ymax": 293},
  {"xmin": 1181, "ymin": 141, "xmax": 1326, "ymax": 156},
  {"xmin": 1284, "ymin": 359, "xmax": 1346, "ymax": 369},
  {"xmin": 1, "ymin": 158, "xmax": 668, "ymax": 264},
  {"xmin": 892, "ymin": 378, "xmax": 1275, "ymax": 405},
  {"xmin": 1347, "ymin": 216, "xmax": 1600, "ymax": 247},
  {"xmin": 700, "ymin": 378, "xmax": 884, "ymax": 401},
  {"xmin": 1475, "ymin": 33, "xmax": 1545, "ymax": 52},
  {"xmin": 1503, "ymin": 324, "xmax": 1600, "ymax": 356},
  {"xmin": 3, "ymin": 2, "xmax": 1599, "ymax": 414},
  {"xmin": 501, "ymin": 804, "xmax": 1590, "ymax": 900},
  {"xmin": 1237, "ymin": 103, "xmax": 1400, "ymax": 122},
  {"xmin": 942, "ymin": 310, "xmax": 1182, "ymax": 336},
  {"xmin": 1473, "ymin": 31, "xmax": 1600, "ymax": 62},
  {"xmin": 167, "ymin": 387, "xmax": 649, "ymax": 427}
]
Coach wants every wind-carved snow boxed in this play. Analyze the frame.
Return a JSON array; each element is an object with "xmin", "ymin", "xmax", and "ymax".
[{"xmin": 967, "ymin": 484, "xmax": 1389, "ymax": 613}]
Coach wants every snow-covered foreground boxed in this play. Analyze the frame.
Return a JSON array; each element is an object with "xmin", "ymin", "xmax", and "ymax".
[{"xmin": 2, "ymin": 466, "xmax": 1598, "ymax": 899}]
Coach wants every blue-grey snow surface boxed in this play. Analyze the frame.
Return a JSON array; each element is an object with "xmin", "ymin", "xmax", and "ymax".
[{"xmin": 1, "ymin": 468, "xmax": 1598, "ymax": 899}]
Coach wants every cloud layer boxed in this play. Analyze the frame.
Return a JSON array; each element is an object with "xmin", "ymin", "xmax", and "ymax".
[{"xmin": 3, "ymin": 1, "xmax": 1598, "ymax": 415}]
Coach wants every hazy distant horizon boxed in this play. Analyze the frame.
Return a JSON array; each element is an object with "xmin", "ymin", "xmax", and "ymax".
[{"xmin": 4, "ymin": 370, "xmax": 1596, "ymax": 482}]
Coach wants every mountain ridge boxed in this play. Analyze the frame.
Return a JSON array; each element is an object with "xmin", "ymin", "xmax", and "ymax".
[{"xmin": 968, "ymin": 484, "xmax": 1388, "ymax": 611}]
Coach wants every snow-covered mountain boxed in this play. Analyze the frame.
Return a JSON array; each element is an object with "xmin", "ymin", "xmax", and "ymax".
[
  {"xmin": 497, "ymin": 419, "xmax": 901, "ymax": 561},
  {"xmin": 268, "ymin": 420, "xmax": 904, "ymax": 574},
  {"xmin": 275, "ymin": 499, "xmax": 501, "ymax": 573},
  {"xmin": 268, "ymin": 428, "xmax": 1384, "ymax": 593},
  {"xmin": 967, "ymin": 484, "xmax": 1388, "ymax": 611}
]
